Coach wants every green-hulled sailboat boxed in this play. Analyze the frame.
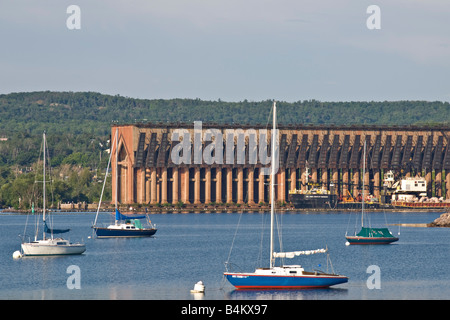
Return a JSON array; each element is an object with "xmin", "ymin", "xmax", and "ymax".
[{"xmin": 345, "ymin": 141, "xmax": 399, "ymax": 245}]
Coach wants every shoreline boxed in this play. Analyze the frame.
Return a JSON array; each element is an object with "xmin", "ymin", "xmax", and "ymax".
[
  {"xmin": 1, "ymin": 204, "xmax": 447, "ymax": 214},
  {"xmin": 391, "ymin": 223, "xmax": 429, "ymax": 227},
  {"xmin": 3, "ymin": 205, "xmax": 448, "ymax": 227}
]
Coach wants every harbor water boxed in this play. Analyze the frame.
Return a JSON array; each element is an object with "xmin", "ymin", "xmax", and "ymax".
[{"xmin": 0, "ymin": 211, "xmax": 448, "ymax": 300}]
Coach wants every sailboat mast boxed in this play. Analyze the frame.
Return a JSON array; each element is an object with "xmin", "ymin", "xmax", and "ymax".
[
  {"xmin": 114, "ymin": 128, "xmax": 119, "ymax": 224},
  {"xmin": 115, "ymin": 128, "xmax": 118, "ymax": 209},
  {"xmin": 43, "ymin": 131, "xmax": 47, "ymax": 240},
  {"xmin": 361, "ymin": 140, "xmax": 366, "ymax": 227},
  {"xmin": 270, "ymin": 101, "xmax": 276, "ymax": 269}
]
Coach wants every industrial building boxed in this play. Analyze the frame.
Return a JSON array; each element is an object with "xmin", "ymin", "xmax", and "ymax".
[{"xmin": 110, "ymin": 123, "xmax": 450, "ymax": 206}]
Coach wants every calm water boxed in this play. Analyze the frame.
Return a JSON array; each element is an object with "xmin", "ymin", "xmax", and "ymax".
[{"xmin": 0, "ymin": 210, "xmax": 448, "ymax": 300}]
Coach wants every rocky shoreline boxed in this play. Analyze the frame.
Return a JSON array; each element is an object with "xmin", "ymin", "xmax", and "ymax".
[{"xmin": 427, "ymin": 212, "xmax": 450, "ymax": 227}]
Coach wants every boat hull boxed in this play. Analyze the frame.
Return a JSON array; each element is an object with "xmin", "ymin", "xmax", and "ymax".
[
  {"xmin": 21, "ymin": 241, "xmax": 86, "ymax": 256},
  {"xmin": 94, "ymin": 227, "xmax": 157, "ymax": 238},
  {"xmin": 345, "ymin": 235, "xmax": 399, "ymax": 245},
  {"xmin": 224, "ymin": 272, "xmax": 348, "ymax": 289},
  {"xmin": 289, "ymin": 193, "xmax": 338, "ymax": 209}
]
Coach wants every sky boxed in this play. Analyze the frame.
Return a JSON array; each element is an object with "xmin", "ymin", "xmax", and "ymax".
[{"xmin": 1, "ymin": 0, "xmax": 450, "ymax": 102}]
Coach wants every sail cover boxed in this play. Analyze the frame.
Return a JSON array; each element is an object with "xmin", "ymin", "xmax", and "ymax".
[
  {"xmin": 44, "ymin": 221, "xmax": 70, "ymax": 234},
  {"xmin": 356, "ymin": 227, "xmax": 395, "ymax": 238},
  {"xmin": 273, "ymin": 248, "xmax": 327, "ymax": 258},
  {"xmin": 115, "ymin": 209, "xmax": 145, "ymax": 221}
]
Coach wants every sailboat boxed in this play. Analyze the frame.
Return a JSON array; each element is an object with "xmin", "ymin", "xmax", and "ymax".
[
  {"xmin": 223, "ymin": 102, "xmax": 348, "ymax": 289},
  {"xmin": 92, "ymin": 128, "xmax": 157, "ymax": 238},
  {"xmin": 20, "ymin": 132, "xmax": 86, "ymax": 256},
  {"xmin": 345, "ymin": 141, "xmax": 399, "ymax": 245}
]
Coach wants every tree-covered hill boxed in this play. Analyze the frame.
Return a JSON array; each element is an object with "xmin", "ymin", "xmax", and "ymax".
[
  {"xmin": 0, "ymin": 91, "xmax": 449, "ymax": 168},
  {"xmin": 1, "ymin": 91, "xmax": 449, "ymax": 134},
  {"xmin": 0, "ymin": 91, "xmax": 448, "ymax": 209}
]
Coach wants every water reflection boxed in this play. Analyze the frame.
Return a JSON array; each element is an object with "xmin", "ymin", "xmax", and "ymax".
[
  {"xmin": 225, "ymin": 288, "xmax": 348, "ymax": 300},
  {"xmin": 191, "ymin": 292, "xmax": 205, "ymax": 300}
]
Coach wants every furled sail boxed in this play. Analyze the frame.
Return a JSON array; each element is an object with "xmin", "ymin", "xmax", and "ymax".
[
  {"xmin": 115, "ymin": 209, "xmax": 146, "ymax": 221},
  {"xmin": 273, "ymin": 248, "xmax": 327, "ymax": 258},
  {"xmin": 44, "ymin": 221, "xmax": 70, "ymax": 234}
]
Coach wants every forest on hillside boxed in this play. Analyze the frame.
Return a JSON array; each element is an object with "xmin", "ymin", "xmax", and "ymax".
[{"xmin": 0, "ymin": 91, "xmax": 448, "ymax": 209}]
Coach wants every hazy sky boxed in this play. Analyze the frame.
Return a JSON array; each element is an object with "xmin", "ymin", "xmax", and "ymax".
[{"xmin": 1, "ymin": 1, "xmax": 449, "ymax": 102}]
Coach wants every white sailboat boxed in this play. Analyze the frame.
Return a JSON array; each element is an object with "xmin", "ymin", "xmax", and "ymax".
[
  {"xmin": 224, "ymin": 102, "xmax": 348, "ymax": 289},
  {"xmin": 19, "ymin": 132, "xmax": 86, "ymax": 257}
]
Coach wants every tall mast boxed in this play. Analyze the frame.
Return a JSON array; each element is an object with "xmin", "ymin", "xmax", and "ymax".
[
  {"xmin": 43, "ymin": 131, "xmax": 46, "ymax": 240},
  {"xmin": 270, "ymin": 101, "xmax": 276, "ymax": 269},
  {"xmin": 361, "ymin": 140, "xmax": 366, "ymax": 227},
  {"xmin": 115, "ymin": 128, "xmax": 119, "ymax": 215}
]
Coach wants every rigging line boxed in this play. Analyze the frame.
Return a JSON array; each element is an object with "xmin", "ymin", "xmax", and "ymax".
[
  {"xmin": 225, "ymin": 209, "xmax": 244, "ymax": 268},
  {"xmin": 45, "ymin": 136, "xmax": 56, "ymax": 210},
  {"xmin": 255, "ymin": 102, "xmax": 275, "ymax": 267},
  {"xmin": 345, "ymin": 204, "xmax": 358, "ymax": 236},
  {"xmin": 345, "ymin": 204, "xmax": 352, "ymax": 236},
  {"xmin": 32, "ymin": 135, "xmax": 45, "ymax": 240},
  {"xmin": 274, "ymin": 209, "xmax": 284, "ymax": 266},
  {"xmin": 228, "ymin": 101, "xmax": 277, "ymax": 269},
  {"xmin": 272, "ymin": 105, "xmax": 285, "ymax": 266},
  {"xmin": 93, "ymin": 130, "xmax": 116, "ymax": 227},
  {"xmin": 256, "ymin": 211, "xmax": 266, "ymax": 269},
  {"xmin": 327, "ymin": 249, "xmax": 336, "ymax": 275},
  {"xmin": 383, "ymin": 206, "xmax": 390, "ymax": 229},
  {"xmin": 22, "ymin": 209, "xmax": 30, "ymax": 243},
  {"xmin": 351, "ymin": 208, "xmax": 359, "ymax": 235},
  {"xmin": 256, "ymin": 102, "xmax": 276, "ymax": 267},
  {"xmin": 274, "ymin": 127, "xmax": 283, "ymax": 259},
  {"xmin": 43, "ymin": 133, "xmax": 57, "ymax": 233}
]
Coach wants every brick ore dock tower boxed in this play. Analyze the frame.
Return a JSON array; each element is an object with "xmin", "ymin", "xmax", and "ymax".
[{"xmin": 111, "ymin": 123, "xmax": 450, "ymax": 206}]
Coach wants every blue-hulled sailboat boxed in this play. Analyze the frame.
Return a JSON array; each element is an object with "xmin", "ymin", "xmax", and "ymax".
[
  {"xmin": 92, "ymin": 128, "xmax": 157, "ymax": 238},
  {"xmin": 93, "ymin": 208, "xmax": 157, "ymax": 238},
  {"xmin": 223, "ymin": 102, "xmax": 348, "ymax": 289}
]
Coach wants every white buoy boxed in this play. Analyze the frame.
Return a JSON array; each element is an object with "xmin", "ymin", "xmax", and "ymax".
[
  {"xmin": 13, "ymin": 251, "xmax": 23, "ymax": 259},
  {"xmin": 190, "ymin": 281, "xmax": 205, "ymax": 293},
  {"xmin": 345, "ymin": 241, "xmax": 350, "ymax": 246}
]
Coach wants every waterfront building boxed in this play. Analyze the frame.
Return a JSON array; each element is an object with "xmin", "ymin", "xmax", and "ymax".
[{"xmin": 111, "ymin": 123, "xmax": 450, "ymax": 205}]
